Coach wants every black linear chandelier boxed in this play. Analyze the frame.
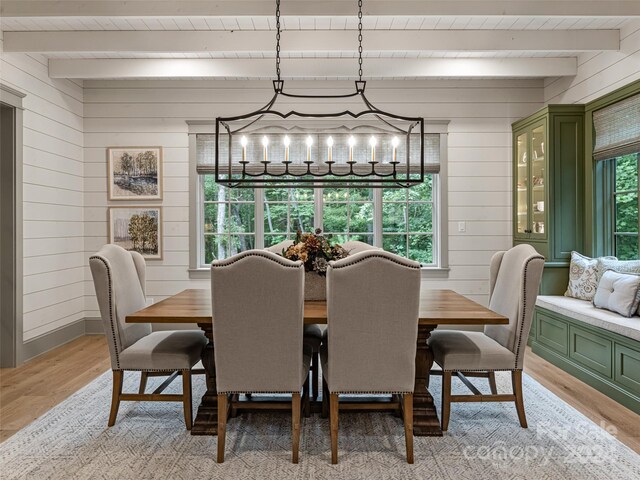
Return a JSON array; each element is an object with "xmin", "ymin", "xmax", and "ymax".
[{"xmin": 214, "ymin": 0, "xmax": 425, "ymax": 188}]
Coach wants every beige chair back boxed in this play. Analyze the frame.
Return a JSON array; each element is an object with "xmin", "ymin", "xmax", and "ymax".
[
  {"xmin": 341, "ymin": 240, "xmax": 382, "ymax": 255},
  {"xmin": 326, "ymin": 250, "xmax": 421, "ymax": 393},
  {"xmin": 264, "ymin": 239, "xmax": 294, "ymax": 255},
  {"xmin": 211, "ymin": 250, "xmax": 306, "ymax": 394},
  {"xmin": 485, "ymin": 244, "xmax": 545, "ymax": 369},
  {"xmin": 89, "ymin": 244, "xmax": 151, "ymax": 370}
]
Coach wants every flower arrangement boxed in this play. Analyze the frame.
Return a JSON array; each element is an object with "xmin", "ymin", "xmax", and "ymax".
[{"xmin": 282, "ymin": 229, "xmax": 349, "ymax": 275}]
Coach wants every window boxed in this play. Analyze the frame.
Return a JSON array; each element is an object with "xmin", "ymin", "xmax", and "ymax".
[
  {"xmin": 190, "ymin": 127, "xmax": 447, "ymax": 271},
  {"xmin": 612, "ymin": 153, "xmax": 639, "ymax": 260},
  {"xmin": 592, "ymin": 90, "xmax": 640, "ymax": 260}
]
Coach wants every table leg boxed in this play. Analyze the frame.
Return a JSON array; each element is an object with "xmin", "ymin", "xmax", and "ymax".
[
  {"xmin": 191, "ymin": 322, "xmax": 218, "ymax": 436},
  {"xmin": 413, "ymin": 325, "xmax": 442, "ymax": 436}
]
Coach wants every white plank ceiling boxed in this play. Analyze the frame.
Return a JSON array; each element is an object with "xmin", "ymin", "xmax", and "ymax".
[{"xmin": 1, "ymin": 1, "xmax": 639, "ymax": 79}]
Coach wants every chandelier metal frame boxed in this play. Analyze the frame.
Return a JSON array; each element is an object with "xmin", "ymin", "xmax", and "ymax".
[{"xmin": 214, "ymin": 0, "xmax": 425, "ymax": 188}]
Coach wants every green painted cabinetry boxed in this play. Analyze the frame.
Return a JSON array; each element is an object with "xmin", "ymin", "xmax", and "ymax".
[
  {"xmin": 512, "ymin": 106, "xmax": 585, "ymax": 294},
  {"xmin": 531, "ymin": 307, "xmax": 640, "ymax": 413}
]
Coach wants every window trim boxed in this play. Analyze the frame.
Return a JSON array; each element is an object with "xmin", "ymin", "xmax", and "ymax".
[
  {"xmin": 586, "ymin": 80, "xmax": 640, "ymax": 257},
  {"xmin": 188, "ymin": 120, "xmax": 449, "ymax": 278}
]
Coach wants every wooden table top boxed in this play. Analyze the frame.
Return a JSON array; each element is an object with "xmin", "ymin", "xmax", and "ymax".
[{"xmin": 126, "ymin": 289, "xmax": 508, "ymax": 326}]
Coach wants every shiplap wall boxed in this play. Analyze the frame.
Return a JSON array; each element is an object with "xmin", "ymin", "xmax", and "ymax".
[
  {"xmin": 83, "ymin": 78, "xmax": 544, "ymax": 317},
  {"xmin": 544, "ymin": 19, "xmax": 640, "ymax": 103},
  {"xmin": 0, "ymin": 33, "xmax": 85, "ymax": 341}
]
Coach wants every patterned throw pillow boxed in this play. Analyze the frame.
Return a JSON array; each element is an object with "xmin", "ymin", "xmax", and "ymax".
[
  {"xmin": 596, "ymin": 258, "xmax": 640, "ymax": 316},
  {"xmin": 565, "ymin": 252, "xmax": 616, "ymax": 301}
]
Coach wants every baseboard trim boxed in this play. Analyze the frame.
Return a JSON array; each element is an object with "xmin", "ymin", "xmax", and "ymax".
[
  {"xmin": 21, "ymin": 317, "xmax": 105, "ymax": 363},
  {"xmin": 84, "ymin": 317, "xmax": 104, "ymax": 335}
]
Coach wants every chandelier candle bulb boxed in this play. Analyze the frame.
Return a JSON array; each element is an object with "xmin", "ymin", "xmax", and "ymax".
[
  {"xmin": 369, "ymin": 136, "xmax": 377, "ymax": 163},
  {"xmin": 283, "ymin": 135, "xmax": 291, "ymax": 162},
  {"xmin": 240, "ymin": 136, "xmax": 248, "ymax": 162},
  {"xmin": 348, "ymin": 136, "xmax": 356, "ymax": 162},
  {"xmin": 327, "ymin": 136, "xmax": 334, "ymax": 162},
  {"xmin": 306, "ymin": 135, "xmax": 314, "ymax": 162},
  {"xmin": 261, "ymin": 136, "xmax": 269, "ymax": 162},
  {"xmin": 392, "ymin": 136, "xmax": 400, "ymax": 163}
]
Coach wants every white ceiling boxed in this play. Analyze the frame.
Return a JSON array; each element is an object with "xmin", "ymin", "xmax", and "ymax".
[{"xmin": 1, "ymin": 1, "xmax": 639, "ymax": 79}]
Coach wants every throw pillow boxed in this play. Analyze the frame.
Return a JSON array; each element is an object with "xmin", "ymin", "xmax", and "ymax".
[
  {"xmin": 565, "ymin": 252, "xmax": 616, "ymax": 301},
  {"xmin": 593, "ymin": 271, "xmax": 640, "ymax": 317},
  {"xmin": 596, "ymin": 258, "xmax": 640, "ymax": 316}
]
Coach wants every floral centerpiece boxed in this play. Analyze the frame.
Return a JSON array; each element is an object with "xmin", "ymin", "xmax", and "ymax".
[
  {"xmin": 281, "ymin": 229, "xmax": 349, "ymax": 300},
  {"xmin": 282, "ymin": 229, "xmax": 349, "ymax": 275}
]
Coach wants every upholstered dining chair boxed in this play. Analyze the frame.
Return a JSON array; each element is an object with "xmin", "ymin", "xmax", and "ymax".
[
  {"xmin": 211, "ymin": 250, "xmax": 311, "ymax": 464},
  {"xmin": 428, "ymin": 244, "xmax": 545, "ymax": 431},
  {"xmin": 265, "ymin": 239, "xmax": 322, "ymax": 405},
  {"xmin": 321, "ymin": 250, "xmax": 421, "ymax": 464},
  {"xmin": 341, "ymin": 239, "xmax": 382, "ymax": 255},
  {"xmin": 89, "ymin": 244, "xmax": 207, "ymax": 429}
]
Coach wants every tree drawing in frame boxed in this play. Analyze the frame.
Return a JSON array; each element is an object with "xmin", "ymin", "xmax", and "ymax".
[
  {"xmin": 108, "ymin": 147, "xmax": 162, "ymax": 200},
  {"xmin": 109, "ymin": 207, "xmax": 162, "ymax": 259}
]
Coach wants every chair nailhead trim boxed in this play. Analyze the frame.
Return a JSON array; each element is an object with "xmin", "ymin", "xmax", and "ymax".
[
  {"xmin": 331, "ymin": 390, "xmax": 414, "ymax": 394},
  {"xmin": 331, "ymin": 253, "xmax": 421, "ymax": 270},
  {"xmin": 513, "ymin": 254, "xmax": 545, "ymax": 369},
  {"xmin": 211, "ymin": 250, "xmax": 302, "ymax": 269},
  {"xmin": 90, "ymin": 255, "xmax": 121, "ymax": 370}
]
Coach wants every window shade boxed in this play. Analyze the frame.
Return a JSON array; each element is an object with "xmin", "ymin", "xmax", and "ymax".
[
  {"xmin": 593, "ymin": 93, "xmax": 640, "ymax": 161},
  {"xmin": 196, "ymin": 133, "xmax": 441, "ymax": 175}
]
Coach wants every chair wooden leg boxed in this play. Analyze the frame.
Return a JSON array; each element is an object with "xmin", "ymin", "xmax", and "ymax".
[
  {"xmin": 488, "ymin": 371, "xmax": 498, "ymax": 395},
  {"xmin": 330, "ymin": 393, "xmax": 339, "ymax": 465},
  {"xmin": 292, "ymin": 392, "xmax": 301, "ymax": 464},
  {"xmin": 441, "ymin": 371, "xmax": 452, "ymax": 432},
  {"xmin": 312, "ymin": 352, "xmax": 319, "ymax": 401},
  {"xmin": 182, "ymin": 370, "xmax": 192, "ymax": 430},
  {"xmin": 321, "ymin": 378, "xmax": 329, "ymax": 418},
  {"xmin": 108, "ymin": 370, "xmax": 124, "ymax": 427},
  {"xmin": 302, "ymin": 377, "xmax": 311, "ymax": 418},
  {"xmin": 512, "ymin": 370, "xmax": 528, "ymax": 428},
  {"xmin": 217, "ymin": 394, "xmax": 228, "ymax": 463},
  {"xmin": 138, "ymin": 371, "xmax": 148, "ymax": 394},
  {"xmin": 402, "ymin": 393, "xmax": 414, "ymax": 464}
]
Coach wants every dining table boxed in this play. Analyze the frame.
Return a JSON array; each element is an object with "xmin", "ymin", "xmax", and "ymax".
[{"xmin": 126, "ymin": 288, "xmax": 508, "ymax": 437}]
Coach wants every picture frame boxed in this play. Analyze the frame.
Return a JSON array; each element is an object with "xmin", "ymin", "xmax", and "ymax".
[
  {"xmin": 108, "ymin": 206, "xmax": 163, "ymax": 260},
  {"xmin": 107, "ymin": 146, "xmax": 163, "ymax": 201}
]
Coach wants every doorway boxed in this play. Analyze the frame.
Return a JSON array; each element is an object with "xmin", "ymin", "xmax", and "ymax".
[{"xmin": 1, "ymin": 84, "xmax": 25, "ymax": 368}]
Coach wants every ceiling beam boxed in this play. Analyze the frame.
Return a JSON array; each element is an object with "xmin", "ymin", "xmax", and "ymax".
[
  {"xmin": 3, "ymin": 1, "xmax": 640, "ymax": 17},
  {"xmin": 48, "ymin": 57, "xmax": 577, "ymax": 79},
  {"xmin": 5, "ymin": 30, "xmax": 620, "ymax": 54}
]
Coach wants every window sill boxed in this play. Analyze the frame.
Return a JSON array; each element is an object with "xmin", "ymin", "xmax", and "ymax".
[
  {"xmin": 420, "ymin": 267, "xmax": 450, "ymax": 279},
  {"xmin": 188, "ymin": 268, "xmax": 211, "ymax": 280},
  {"xmin": 191, "ymin": 266, "xmax": 449, "ymax": 280}
]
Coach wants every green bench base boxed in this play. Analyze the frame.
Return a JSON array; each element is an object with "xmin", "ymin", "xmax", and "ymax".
[{"xmin": 530, "ymin": 306, "xmax": 640, "ymax": 414}]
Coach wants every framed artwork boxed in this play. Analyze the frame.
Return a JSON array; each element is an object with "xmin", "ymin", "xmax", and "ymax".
[
  {"xmin": 108, "ymin": 206, "xmax": 162, "ymax": 260},
  {"xmin": 107, "ymin": 146, "xmax": 163, "ymax": 200}
]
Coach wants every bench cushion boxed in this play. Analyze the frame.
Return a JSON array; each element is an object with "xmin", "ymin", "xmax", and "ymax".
[{"xmin": 536, "ymin": 296, "xmax": 640, "ymax": 342}]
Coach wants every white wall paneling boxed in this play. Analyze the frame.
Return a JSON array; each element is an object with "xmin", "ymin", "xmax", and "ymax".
[
  {"xmin": 544, "ymin": 19, "xmax": 640, "ymax": 103},
  {"xmin": 0, "ymin": 32, "xmax": 85, "ymax": 342}
]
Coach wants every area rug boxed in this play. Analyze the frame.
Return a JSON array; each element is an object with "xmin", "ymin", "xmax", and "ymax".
[{"xmin": 1, "ymin": 370, "xmax": 639, "ymax": 479}]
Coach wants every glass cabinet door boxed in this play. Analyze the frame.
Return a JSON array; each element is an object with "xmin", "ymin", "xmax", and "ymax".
[
  {"xmin": 530, "ymin": 124, "xmax": 546, "ymax": 237},
  {"xmin": 515, "ymin": 132, "xmax": 529, "ymax": 235}
]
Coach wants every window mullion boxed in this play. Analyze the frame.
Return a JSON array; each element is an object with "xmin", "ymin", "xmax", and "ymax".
[
  {"xmin": 315, "ymin": 187, "xmax": 323, "ymax": 232},
  {"xmin": 255, "ymin": 187, "xmax": 264, "ymax": 249},
  {"xmin": 374, "ymin": 189, "xmax": 383, "ymax": 247}
]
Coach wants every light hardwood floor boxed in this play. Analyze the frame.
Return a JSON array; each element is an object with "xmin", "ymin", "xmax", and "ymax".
[{"xmin": 1, "ymin": 337, "xmax": 638, "ymax": 454}]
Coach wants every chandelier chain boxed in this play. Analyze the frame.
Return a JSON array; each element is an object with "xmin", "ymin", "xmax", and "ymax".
[
  {"xmin": 275, "ymin": 0, "xmax": 281, "ymax": 82},
  {"xmin": 357, "ymin": 0, "xmax": 363, "ymax": 81}
]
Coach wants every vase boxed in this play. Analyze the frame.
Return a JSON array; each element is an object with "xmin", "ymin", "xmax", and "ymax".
[{"xmin": 304, "ymin": 271, "xmax": 326, "ymax": 301}]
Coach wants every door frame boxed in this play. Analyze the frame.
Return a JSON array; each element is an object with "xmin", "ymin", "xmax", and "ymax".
[{"xmin": 1, "ymin": 83, "xmax": 25, "ymax": 367}]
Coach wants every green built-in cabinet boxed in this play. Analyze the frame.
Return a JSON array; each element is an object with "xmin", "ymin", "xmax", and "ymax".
[
  {"xmin": 512, "ymin": 105, "xmax": 585, "ymax": 294},
  {"xmin": 531, "ymin": 307, "xmax": 640, "ymax": 413}
]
